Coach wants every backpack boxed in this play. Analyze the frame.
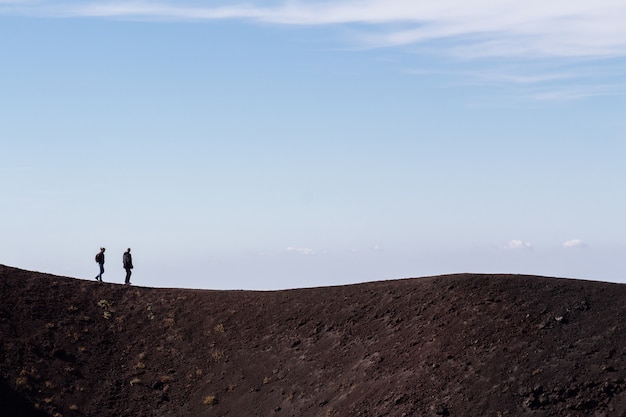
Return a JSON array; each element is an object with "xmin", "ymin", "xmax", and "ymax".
[{"xmin": 95, "ymin": 253, "xmax": 101, "ymax": 263}]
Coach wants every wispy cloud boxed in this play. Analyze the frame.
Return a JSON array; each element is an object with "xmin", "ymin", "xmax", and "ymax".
[
  {"xmin": 504, "ymin": 239, "xmax": 532, "ymax": 250},
  {"xmin": 563, "ymin": 239, "xmax": 586, "ymax": 248},
  {"xmin": 286, "ymin": 246, "xmax": 316, "ymax": 255},
  {"xmin": 529, "ymin": 82, "xmax": 626, "ymax": 100},
  {"xmin": 4, "ymin": 0, "xmax": 626, "ymax": 60},
  {"xmin": 4, "ymin": 0, "xmax": 626, "ymax": 100}
]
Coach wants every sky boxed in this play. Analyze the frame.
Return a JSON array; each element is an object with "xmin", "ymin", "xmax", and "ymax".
[{"xmin": 1, "ymin": 0, "xmax": 625, "ymax": 290}]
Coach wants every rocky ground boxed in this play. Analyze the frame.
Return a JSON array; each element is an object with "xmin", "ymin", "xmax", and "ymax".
[{"xmin": 1, "ymin": 264, "xmax": 626, "ymax": 416}]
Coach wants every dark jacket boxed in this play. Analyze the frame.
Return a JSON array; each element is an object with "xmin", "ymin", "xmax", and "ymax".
[
  {"xmin": 123, "ymin": 252, "xmax": 133, "ymax": 269},
  {"xmin": 96, "ymin": 252, "xmax": 105, "ymax": 265}
]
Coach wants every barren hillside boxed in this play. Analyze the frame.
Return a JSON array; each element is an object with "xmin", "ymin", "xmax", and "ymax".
[{"xmin": 1, "ymin": 264, "xmax": 626, "ymax": 416}]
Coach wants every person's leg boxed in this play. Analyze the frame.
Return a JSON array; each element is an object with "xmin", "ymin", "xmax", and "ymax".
[
  {"xmin": 125, "ymin": 268, "xmax": 132, "ymax": 284},
  {"xmin": 95, "ymin": 264, "xmax": 102, "ymax": 281}
]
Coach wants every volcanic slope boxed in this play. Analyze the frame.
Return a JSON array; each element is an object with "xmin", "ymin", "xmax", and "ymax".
[{"xmin": 2, "ymin": 264, "xmax": 626, "ymax": 416}]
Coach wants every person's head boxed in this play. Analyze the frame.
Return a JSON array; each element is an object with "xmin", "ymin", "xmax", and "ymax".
[
  {"xmin": 101, "ymin": 247, "xmax": 106, "ymax": 252},
  {"xmin": 127, "ymin": 248, "xmax": 131, "ymax": 253}
]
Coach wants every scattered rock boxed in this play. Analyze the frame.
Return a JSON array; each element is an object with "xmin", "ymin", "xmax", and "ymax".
[{"xmin": 2, "ymin": 266, "xmax": 626, "ymax": 417}]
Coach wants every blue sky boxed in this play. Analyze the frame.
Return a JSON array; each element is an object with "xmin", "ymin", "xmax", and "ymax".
[{"xmin": 1, "ymin": 0, "xmax": 625, "ymax": 289}]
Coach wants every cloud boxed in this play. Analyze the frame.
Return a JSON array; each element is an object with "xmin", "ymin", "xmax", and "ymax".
[
  {"xmin": 504, "ymin": 240, "xmax": 532, "ymax": 250},
  {"xmin": 529, "ymin": 82, "xmax": 626, "ymax": 101},
  {"xmin": 563, "ymin": 239, "xmax": 586, "ymax": 248},
  {"xmin": 4, "ymin": 0, "xmax": 626, "ymax": 60},
  {"xmin": 4, "ymin": 0, "xmax": 626, "ymax": 101},
  {"xmin": 286, "ymin": 246, "xmax": 315, "ymax": 255}
]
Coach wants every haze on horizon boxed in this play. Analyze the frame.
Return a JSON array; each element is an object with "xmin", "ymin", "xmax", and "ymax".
[{"xmin": 1, "ymin": 0, "xmax": 625, "ymax": 290}]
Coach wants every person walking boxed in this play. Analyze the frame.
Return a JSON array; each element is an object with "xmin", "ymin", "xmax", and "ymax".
[
  {"xmin": 95, "ymin": 247, "xmax": 105, "ymax": 282},
  {"xmin": 123, "ymin": 248, "xmax": 133, "ymax": 285}
]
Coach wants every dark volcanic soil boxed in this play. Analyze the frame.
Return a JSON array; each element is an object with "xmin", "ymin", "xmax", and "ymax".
[{"xmin": 2, "ymin": 265, "xmax": 626, "ymax": 417}]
